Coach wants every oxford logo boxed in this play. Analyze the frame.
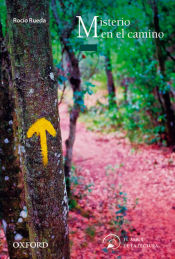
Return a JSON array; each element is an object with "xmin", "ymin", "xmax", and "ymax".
[{"xmin": 13, "ymin": 242, "xmax": 48, "ymax": 249}]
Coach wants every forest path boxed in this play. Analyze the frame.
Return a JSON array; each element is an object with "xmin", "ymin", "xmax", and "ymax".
[{"xmin": 60, "ymin": 103, "xmax": 175, "ymax": 259}]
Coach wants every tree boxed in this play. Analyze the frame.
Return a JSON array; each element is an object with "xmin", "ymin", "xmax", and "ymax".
[
  {"xmin": 51, "ymin": 0, "xmax": 84, "ymax": 196},
  {"xmin": 0, "ymin": 20, "xmax": 30, "ymax": 259},
  {"xmin": 6, "ymin": 0, "xmax": 69, "ymax": 258},
  {"xmin": 104, "ymin": 49, "xmax": 117, "ymax": 109},
  {"xmin": 151, "ymin": 0, "xmax": 175, "ymax": 145},
  {"xmin": 104, "ymin": 0, "xmax": 175, "ymax": 144}
]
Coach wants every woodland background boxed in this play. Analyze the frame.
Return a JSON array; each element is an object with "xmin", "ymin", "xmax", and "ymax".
[{"xmin": 0, "ymin": 0, "xmax": 175, "ymax": 258}]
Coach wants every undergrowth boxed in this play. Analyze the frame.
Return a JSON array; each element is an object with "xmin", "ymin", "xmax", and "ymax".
[
  {"xmin": 69, "ymin": 164, "xmax": 94, "ymax": 211},
  {"xmin": 80, "ymin": 97, "xmax": 166, "ymax": 145}
]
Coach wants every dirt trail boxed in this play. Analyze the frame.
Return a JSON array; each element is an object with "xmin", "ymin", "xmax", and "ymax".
[{"xmin": 60, "ymin": 104, "xmax": 175, "ymax": 259}]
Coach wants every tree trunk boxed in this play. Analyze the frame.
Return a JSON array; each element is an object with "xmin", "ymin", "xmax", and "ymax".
[
  {"xmin": 0, "ymin": 21, "xmax": 30, "ymax": 259},
  {"xmin": 104, "ymin": 50, "xmax": 116, "ymax": 109},
  {"xmin": 6, "ymin": 0, "xmax": 69, "ymax": 258},
  {"xmin": 152, "ymin": 0, "xmax": 175, "ymax": 145},
  {"xmin": 63, "ymin": 47, "xmax": 81, "ymax": 197},
  {"xmin": 51, "ymin": 0, "xmax": 82, "ymax": 197}
]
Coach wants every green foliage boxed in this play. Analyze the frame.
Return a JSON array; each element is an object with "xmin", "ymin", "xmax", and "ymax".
[
  {"xmin": 114, "ymin": 190, "xmax": 133, "ymax": 242},
  {"xmin": 70, "ymin": 164, "xmax": 80, "ymax": 186},
  {"xmin": 74, "ymin": 81, "xmax": 95, "ymax": 111},
  {"xmin": 1, "ymin": 0, "xmax": 174, "ymax": 145},
  {"xmin": 69, "ymin": 198, "xmax": 77, "ymax": 210},
  {"xmin": 80, "ymin": 95, "xmax": 165, "ymax": 144},
  {"xmin": 80, "ymin": 101, "xmax": 119, "ymax": 133},
  {"xmin": 85, "ymin": 225, "xmax": 96, "ymax": 239},
  {"xmin": 0, "ymin": 0, "xmax": 7, "ymax": 34},
  {"xmin": 49, "ymin": 0, "xmax": 175, "ymax": 145},
  {"xmin": 70, "ymin": 164, "xmax": 94, "ymax": 199}
]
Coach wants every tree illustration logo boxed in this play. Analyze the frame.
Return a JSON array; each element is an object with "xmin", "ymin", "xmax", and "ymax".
[{"xmin": 103, "ymin": 234, "xmax": 121, "ymax": 250}]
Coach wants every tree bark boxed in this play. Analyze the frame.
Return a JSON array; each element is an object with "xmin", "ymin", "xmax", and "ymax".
[
  {"xmin": 0, "ymin": 21, "xmax": 30, "ymax": 259},
  {"xmin": 152, "ymin": 0, "xmax": 175, "ymax": 145},
  {"xmin": 6, "ymin": 0, "xmax": 69, "ymax": 258},
  {"xmin": 63, "ymin": 46, "xmax": 81, "ymax": 198},
  {"xmin": 104, "ymin": 50, "xmax": 116, "ymax": 109}
]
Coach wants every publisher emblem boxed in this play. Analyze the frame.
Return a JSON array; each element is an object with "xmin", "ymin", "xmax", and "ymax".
[
  {"xmin": 13, "ymin": 242, "xmax": 48, "ymax": 249},
  {"xmin": 103, "ymin": 234, "xmax": 121, "ymax": 250}
]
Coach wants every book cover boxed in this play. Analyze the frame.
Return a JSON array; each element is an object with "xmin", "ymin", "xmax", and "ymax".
[{"xmin": 0, "ymin": 0, "xmax": 175, "ymax": 258}]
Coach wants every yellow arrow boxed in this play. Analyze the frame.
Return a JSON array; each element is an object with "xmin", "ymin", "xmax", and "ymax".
[{"xmin": 27, "ymin": 118, "xmax": 56, "ymax": 166}]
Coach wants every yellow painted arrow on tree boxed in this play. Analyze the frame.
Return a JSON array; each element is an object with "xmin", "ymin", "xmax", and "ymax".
[{"xmin": 27, "ymin": 118, "xmax": 56, "ymax": 166}]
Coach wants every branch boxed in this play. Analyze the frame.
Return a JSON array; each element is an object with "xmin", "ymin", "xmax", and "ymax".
[
  {"xmin": 58, "ymin": 49, "xmax": 67, "ymax": 106},
  {"xmin": 163, "ymin": 46, "xmax": 175, "ymax": 63},
  {"xmin": 85, "ymin": 55, "xmax": 99, "ymax": 80},
  {"xmin": 51, "ymin": 0, "xmax": 80, "ymax": 40},
  {"xmin": 58, "ymin": 82, "xmax": 66, "ymax": 105},
  {"xmin": 51, "ymin": 0, "xmax": 61, "ymax": 28}
]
